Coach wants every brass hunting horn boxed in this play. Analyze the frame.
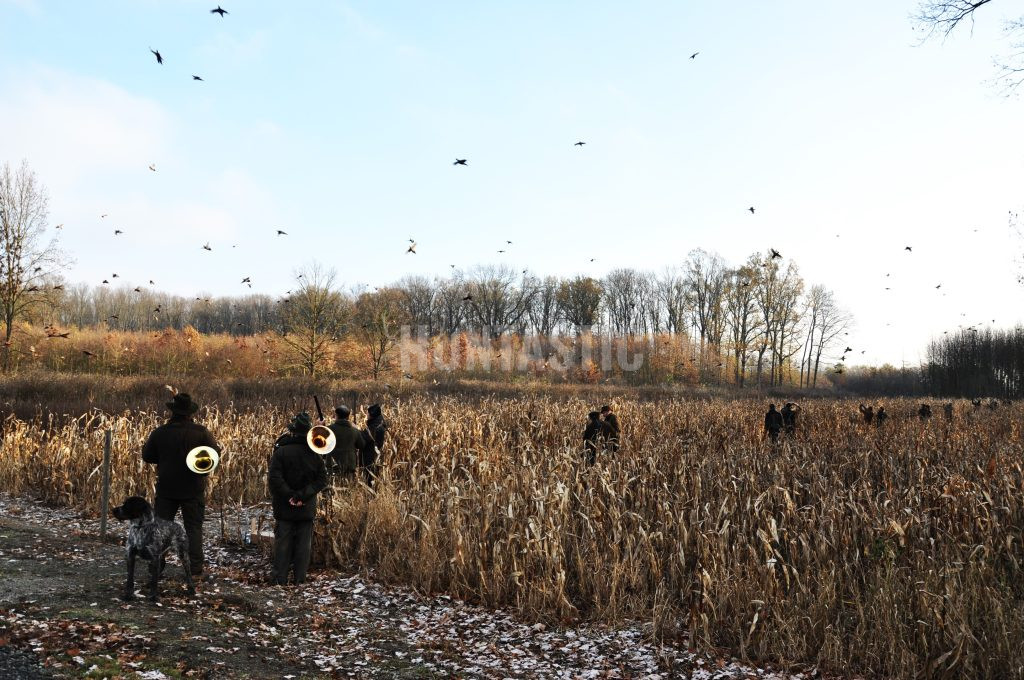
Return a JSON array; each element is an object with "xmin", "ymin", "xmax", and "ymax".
[
  {"xmin": 308, "ymin": 395, "xmax": 336, "ymax": 455},
  {"xmin": 185, "ymin": 445, "xmax": 220, "ymax": 474}
]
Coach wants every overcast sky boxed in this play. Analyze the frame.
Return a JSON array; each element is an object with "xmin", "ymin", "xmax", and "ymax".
[{"xmin": 2, "ymin": 0, "xmax": 1023, "ymax": 367}]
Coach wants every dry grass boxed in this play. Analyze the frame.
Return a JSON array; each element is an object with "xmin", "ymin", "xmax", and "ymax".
[{"xmin": 1, "ymin": 395, "xmax": 1022, "ymax": 678}]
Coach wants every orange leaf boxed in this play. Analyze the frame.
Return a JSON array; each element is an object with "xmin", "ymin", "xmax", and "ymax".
[{"xmin": 65, "ymin": 648, "xmax": 80, "ymax": 656}]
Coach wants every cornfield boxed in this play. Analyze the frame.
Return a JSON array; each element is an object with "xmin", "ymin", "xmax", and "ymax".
[{"xmin": 1, "ymin": 396, "xmax": 1022, "ymax": 678}]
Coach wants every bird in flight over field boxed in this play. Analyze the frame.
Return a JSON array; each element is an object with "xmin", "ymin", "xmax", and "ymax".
[
  {"xmin": 407, "ymin": 242, "xmax": 417, "ymax": 254},
  {"xmin": 241, "ymin": 277, "xmax": 251, "ymax": 284},
  {"xmin": 462, "ymin": 294, "xmax": 473, "ymax": 302},
  {"xmin": 690, "ymin": 52, "xmax": 699, "ymax": 59},
  {"xmin": 211, "ymin": 5, "xmax": 228, "ymax": 17},
  {"xmin": 148, "ymin": 164, "xmax": 156, "ymax": 171},
  {"xmin": 905, "ymin": 246, "xmax": 912, "ymax": 252},
  {"xmin": 769, "ymin": 248, "xmax": 782, "ymax": 259},
  {"xmin": 453, "ymin": 159, "xmax": 467, "ymax": 166},
  {"xmin": 202, "ymin": 242, "xmax": 212, "ymax": 251},
  {"xmin": 150, "ymin": 48, "xmax": 163, "ymax": 64},
  {"xmin": 748, "ymin": 206, "xmax": 756, "ymax": 214},
  {"xmin": 114, "ymin": 229, "xmax": 123, "ymax": 235},
  {"xmin": 276, "ymin": 229, "xmax": 287, "ymax": 236},
  {"xmin": 192, "ymin": 75, "xmax": 203, "ymax": 81},
  {"xmin": 574, "ymin": 141, "xmax": 586, "ymax": 147}
]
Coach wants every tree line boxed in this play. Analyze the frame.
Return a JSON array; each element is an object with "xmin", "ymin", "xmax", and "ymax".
[
  {"xmin": 24, "ymin": 252, "xmax": 852, "ymax": 386},
  {"xmin": 926, "ymin": 328, "xmax": 1024, "ymax": 398}
]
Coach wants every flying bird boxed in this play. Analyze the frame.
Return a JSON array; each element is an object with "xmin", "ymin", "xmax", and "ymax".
[
  {"xmin": 905, "ymin": 246, "xmax": 912, "ymax": 252},
  {"xmin": 211, "ymin": 5, "xmax": 228, "ymax": 16},
  {"xmin": 844, "ymin": 346, "xmax": 853, "ymax": 353},
  {"xmin": 276, "ymin": 229, "xmax": 287, "ymax": 236},
  {"xmin": 748, "ymin": 207, "xmax": 756, "ymax": 214},
  {"xmin": 769, "ymin": 248, "xmax": 782, "ymax": 259},
  {"xmin": 114, "ymin": 229, "xmax": 123, "ymax": 235},
  {"xmin": 407, "ymin": 242, "xmax": 417, "ymax": 254},
  {"xmin": 690, "ymin": 52, "xmax": 699, "ymax": 59},
  {"xmin": 101, "ymin": 279, "xmax": 109, "ymax": 284},
  {"xmin": 935, "ymin": 284, "xmax": 942, "ymax": 289},
  {"xmin": 148, "ymin": 164, "xmax": 156, "ymax": 171},
  {"xmin": 453, "ymin": 159, "xmax": 467, "ymax": 166},
  {"xmin": 241, "ymin": 277, "xmax": 251, "ymax": 284},
  {"xmin": 134, "ymin": 287, "xmax": 142, "ymax": 293},
  {"xmin": 202, "ymin": 242, "xmax": 212, "ymax": 251},
  {"xmin": 574, "ymin": 141, "xmax": 586, "ymax": 147},
  {"xmin": 81, "ymin": 350, "xmax": 96, "ymax": 357},
  {"xmin": 462, "ymin": 294, "xmax": 473, "ymax": 302},
  {"xmin": 150, "ymin": 48, "xmax": 163, "ymax": 64},
  {"xmin": 100, "ymin": 214, "xmax": 108, "ymax": 219},
  {"xmin": 54, "ymin": 224, "xmax": 63, "ymax": 229},
  {"xmin": 192, "ymin": 75, "xmax": 203, "ymax": 81}
]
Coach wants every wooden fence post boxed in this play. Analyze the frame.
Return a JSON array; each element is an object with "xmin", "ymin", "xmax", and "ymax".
[{"xmin": 100, "ymin": 429, "xmax": 111, "ymax": 541}]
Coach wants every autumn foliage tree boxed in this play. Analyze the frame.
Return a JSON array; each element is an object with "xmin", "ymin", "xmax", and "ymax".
[{"xmin": 0, "ymin": 161, "xmax": 67, "ymax": 371}]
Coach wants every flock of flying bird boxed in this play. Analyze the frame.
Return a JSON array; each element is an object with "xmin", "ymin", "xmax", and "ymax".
[{"xmin": 43, "ymin": 5, "xmax": 997, "ymax": 366}]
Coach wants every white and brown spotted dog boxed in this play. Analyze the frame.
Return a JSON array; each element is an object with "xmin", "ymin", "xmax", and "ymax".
[{"xmin": 111, "ymin": 496, "xmax": 196, "ymax": 602}]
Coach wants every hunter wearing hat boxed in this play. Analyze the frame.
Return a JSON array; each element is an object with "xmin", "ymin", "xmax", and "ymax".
[
  {"xmin": 267, "ymin": 412, "xmax": 328, "ymax": 586},
  {"xmin": 599, "ymin": 405, "xmax": 621, "ymax": 453},
  {"xmin": 358, "ymin": 404, "xmax": 388, "ymax": 486},
  {"xmin": 141, "ymin": 392, "xmax": 221, "ymax": 577},
  {"xmin": 327, "ymin": 405, "xmax": 361, "ymax": 479}
]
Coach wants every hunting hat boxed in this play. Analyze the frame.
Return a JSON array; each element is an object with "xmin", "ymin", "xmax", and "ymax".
[
  {"xmin": 287, "ymin": 411, "xmax": 313, "ymax": 434},
  {"xmin": 588, "ymin": 411, "xmax": 601, "ymax": 420},
  {"xmin": 600, "ymin": 404, "xmax": 612, "ymax": 414},
  {"xmin": 367, "ymin": 403, "xmax": 382, "ymax": 418},
  {"xmin": 335, "ymin": 405, "xmax": 351, "ymax": 419},
  {"xmin": 166, "ymin": 393, "xmax": 200, "ymax": 415}
]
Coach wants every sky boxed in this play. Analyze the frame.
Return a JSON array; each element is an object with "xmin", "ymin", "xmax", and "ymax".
[{"xmin": 1, "ymin": 0, "xmax": 1023, "ymax": 368}]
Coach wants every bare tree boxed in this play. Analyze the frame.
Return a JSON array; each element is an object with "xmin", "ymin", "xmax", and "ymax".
[
  {"xmin": 684, "ymin": 249, "xmax": 727, "ymax": 352},
  {"xmin": 602, "ymin": 269, "xmax": 644, "ymax": 335},
  {"xmin": 656, "ymin": 267, "xmax": 688, "ymax": 335},
  {"xmin": 0, "ymin": 161, "xmax": 68, "ymax": 370},
  {"xmin": 434, "ymin": 277, "xmax": 467, "ymax": 336},
  {"xmin": 354, "ymin": 287, "xmax": 408, "ymax": 380},
  {"xmin": 463, "ymin": 265, "xmax": 537, "ymax": 338},
  {"xmin": 278, "ymin": 263, "xmax": 350, "ymax": 377},
  {"xmin": 529, "ymin": 275, "xmax": 561, "ymax": 336},
  {"xmin": 723, "ymin": 261, "xmax": 762, "ymax": 386},
  {"xmin": 915, "ymin": 0, "xmax": 1024, "ymax": 91},
  {"xmin": 807, "ymin": 286, "xmax": 852, "ymax": 387},
  {"xmin": 396, "ymin": 275, "xmax": 437, "ymax": 336}
]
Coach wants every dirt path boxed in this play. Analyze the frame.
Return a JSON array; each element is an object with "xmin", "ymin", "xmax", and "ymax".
[{"xmin": 0, "ymin": 495, "xmax": 810, "ymax": 679}]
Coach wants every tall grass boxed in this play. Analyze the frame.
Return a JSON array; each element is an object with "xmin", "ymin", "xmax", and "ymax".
[{"xmin": 1, "ymin": 395, "xmax": 1021, "ymax": 678}]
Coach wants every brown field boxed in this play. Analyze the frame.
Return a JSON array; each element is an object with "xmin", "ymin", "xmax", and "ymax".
[{"xmin": 1, "ymin": 390, "xmax": 1021, "ymax": 679}]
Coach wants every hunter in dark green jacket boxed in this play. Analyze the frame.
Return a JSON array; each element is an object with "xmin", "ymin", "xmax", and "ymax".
[{"xmin": 327, "ymin": 405, "xmax": 362, "ymax": 477}]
